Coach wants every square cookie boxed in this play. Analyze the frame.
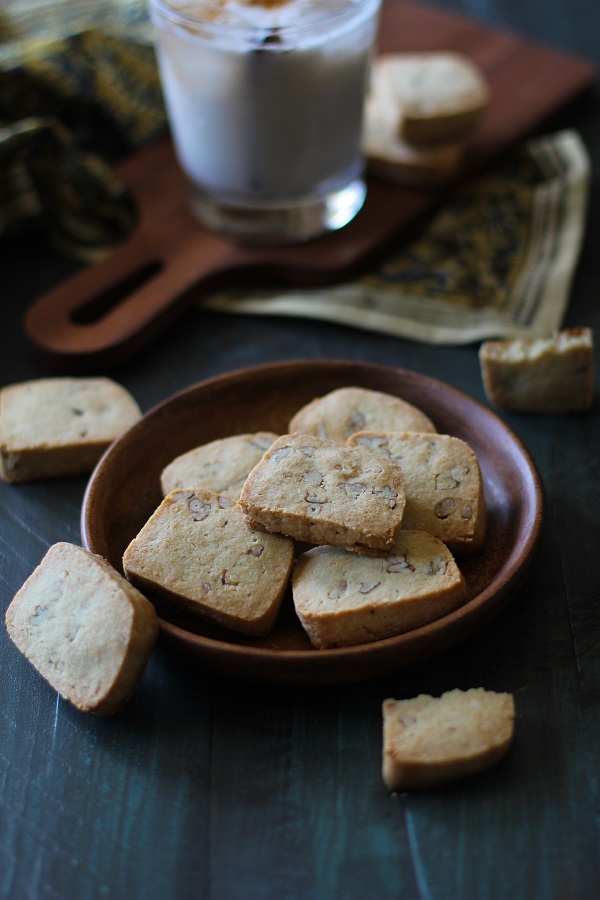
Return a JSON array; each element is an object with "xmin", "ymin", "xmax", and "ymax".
[
  {"xmin": 239, "ymin": 433, "xmax": 406, "ymax": 554},
  {"xmin": 382, "ymin": 689, "xmax": 515, "ymax": 791},
  {"xmin": 0, "ymin": 377, "xmax": 141, "ymax": 482},
  {"xmin": 123, "ymin": 488, "xmax": 294, "ymax": 636},
  {"xmin": 288, "ymin": 386, "xmax": 436, "ymax": 442},
  {"xmin": 479, "ymin": 328, "xmax": 594, "ymax": 413},
  {"xmin": 348, "ymin": 430, "xmax": 487, "ymax": 553},
  {"xmin": 160, "ymin": 432, "xmax": 278, "ymax": 499},
  {"xmin": 5, "ymin": 542, "xmax": 158, "ymax": 714},
  {"xmin": 372, "ymin": 52, "xmax": 490, "ymax": 146},
  {"xmin": 292, "ymin": 530, "xmax": 466, "ymax": 648}
]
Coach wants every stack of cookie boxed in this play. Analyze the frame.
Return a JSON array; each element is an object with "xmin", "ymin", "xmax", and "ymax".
[
  {"xmin": 362, "ymin": 51, "xmax": 490, "ymax": 187},
  {"xmin": 122, "ymin": 385, "xmax": 487, "ymax": 650}
]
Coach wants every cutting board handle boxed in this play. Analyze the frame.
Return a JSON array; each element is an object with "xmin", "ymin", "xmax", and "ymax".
[{"xmin": 23, "ymin": 231, "xmax": 244, "ymax": 371}]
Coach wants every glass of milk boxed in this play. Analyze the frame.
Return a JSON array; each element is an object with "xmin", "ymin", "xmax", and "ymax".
[{"xmin": 148, "ymin": 0, "xmax": 382, "ymax": 243}]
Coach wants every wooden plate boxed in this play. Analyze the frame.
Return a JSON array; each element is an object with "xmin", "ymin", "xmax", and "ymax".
[{"xmin": 81, "ymin": 360, "xmax": 543, "ymax": 684}]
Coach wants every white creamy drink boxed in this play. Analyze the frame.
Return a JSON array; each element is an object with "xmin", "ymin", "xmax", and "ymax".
[{"xmin": 149, "ymin": 0, "xmax": 381, "ymax": 242}]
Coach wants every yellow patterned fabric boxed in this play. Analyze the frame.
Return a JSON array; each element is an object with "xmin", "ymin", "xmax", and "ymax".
[
  {"xmin": 0, "ymin": 0, "xmax": 165, "ymax": 260},
  {"xmin": 360, "ymin": 155, "xmax": 538, "ymax": 311},
  {"xmin": 204, "ymin": 131, "xmax": 589, "ymax": 342}
]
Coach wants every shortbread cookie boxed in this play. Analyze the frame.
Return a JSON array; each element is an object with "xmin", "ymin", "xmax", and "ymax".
[
  {"xmin": 123, "ymin": 488, "xmax": 294, "ymax": 636},
  {"xmin": 160, "ymin": 432, "xmax": 278, "ymax": 499},
  {"xmin": 5, "ymin": 542, "xmax": 158, "ymax": 715},
  {"xmin": 372, "ymin": 52, "xmax": 489, "ymax": 146},
  {"xmin": 382, "ymin": 688, "xmax": 515, "ymax": 790},
  {"xmin": 479, "ymin": 328, "xmax": 594, "ymax": 413},
  {"xmin": 288, "ymin": 387, "xmax": 436, "ymax": 443},
  {"xmin": 363, "ymin": 68, "xmax": 465, "ymax": 187},
  {"xmin": 292, "ymin": 530, "xmax": 466, "ymax": 648},
  {"xmin": 348, "ymin": 431, "xmax": 486, "ymax": 553},
  {"xmin": 0, "ymin": 377, "xmax": 141, "ymax": 482},
  {"xmin": 365, "ymin": 131, "xmax": 465, "ymax": 188},
  {"xmin": 239, "ymin": 433, "xmax": 406, "ymax": 554}
]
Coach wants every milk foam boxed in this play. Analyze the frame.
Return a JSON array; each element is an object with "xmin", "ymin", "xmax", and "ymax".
[{"xmin": 168, "ymin": 0, "xmax": 366, "ymax": 34}]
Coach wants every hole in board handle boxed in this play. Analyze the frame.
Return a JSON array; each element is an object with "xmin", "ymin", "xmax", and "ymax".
[{"xmin": 70, "ymin": 261, "xmax": 164, "ymax": 324}]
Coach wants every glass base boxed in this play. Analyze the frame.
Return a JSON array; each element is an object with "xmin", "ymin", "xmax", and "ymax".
[{"xmin": 188, "ymin": 178, "xmax": 367, "ymax": 245}]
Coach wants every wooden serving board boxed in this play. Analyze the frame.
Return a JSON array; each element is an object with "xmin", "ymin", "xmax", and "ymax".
[{"xmin": 24, "ymin": 0, "xmax": 595, "ymax": 370}]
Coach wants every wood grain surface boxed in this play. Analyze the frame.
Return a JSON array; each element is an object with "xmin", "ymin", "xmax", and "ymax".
[{"xmin": 1, "ymin": 0, "xmax": 599, "ymax": 898}]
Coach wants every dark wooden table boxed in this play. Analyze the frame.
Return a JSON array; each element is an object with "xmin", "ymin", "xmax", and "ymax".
[{"xmin": 1, "ymin": 1, "xmax": 599, "ymax": 897}]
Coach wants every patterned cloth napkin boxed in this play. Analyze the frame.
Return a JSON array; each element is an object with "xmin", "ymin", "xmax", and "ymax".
[
  {"xmin": 0, "ymin": 0, "xmax": 590, "ymax": 342},
  {"xmin": 204, "ymin": 130, "xmax": 590, "ymax": 342}
]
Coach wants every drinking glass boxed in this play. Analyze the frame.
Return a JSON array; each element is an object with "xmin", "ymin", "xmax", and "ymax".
[{"xmin": 148, "ymin": 0, "xmax": 382, "ymax": 243}]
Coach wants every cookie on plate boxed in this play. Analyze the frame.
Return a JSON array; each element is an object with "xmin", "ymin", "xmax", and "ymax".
[
  {"xmin": 239, "ymin": 432, "xmax": 407, "ymax": 555},
  {"xmin": 292, "ymin": 530, "xmax": 466, "ymax": 648},
  {"xmin": 348, "ymin": 430, "xmax": 487, "ymax": 553},
  {"xmin": 479, "ymin": 328, "xmax": 594, "ymax": 413},
  {"xmin": 160, "ymin": 432, "xmax": 278, "ymax": 499},
  {"xmin": 288, "ymin": 387, "xmax": 436, "ymax": 443},
  {"xmin": 123, "ymin": 488, "xmax": 294, "ymax": 636},
  {"xmin": 382, "ymin": 688, "xmax": 515, "ymax": 790},
  {"xmin": 5, "ymin": 542, "xmax": 159, "ymax": 715},
  {"xmin": 0, "ymin": 377, "xmax": 141, "ymax": 482}
]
